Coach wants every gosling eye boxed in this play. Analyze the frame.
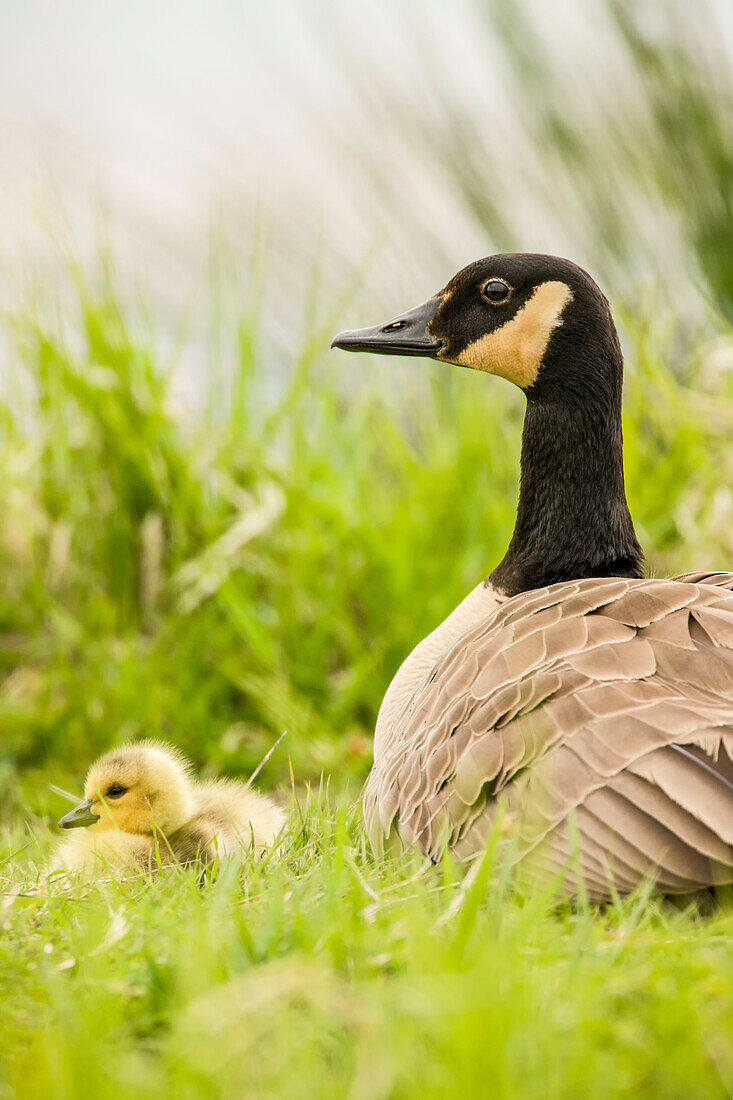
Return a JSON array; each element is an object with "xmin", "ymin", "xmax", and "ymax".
[
  {"xmin": 106, "ymin": 785, "xmax": 127, "ymax": 799},
  {"xmin": 482, "ymin": 279, "xmax": 511, "ymax": 305}
]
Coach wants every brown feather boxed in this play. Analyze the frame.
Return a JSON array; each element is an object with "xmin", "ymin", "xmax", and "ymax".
[{"xmin": 364, "ymin": 575, "xmax": 733, "ymax": 897}]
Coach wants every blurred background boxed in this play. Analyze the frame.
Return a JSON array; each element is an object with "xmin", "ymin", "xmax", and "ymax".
[{"xmin": 2, "ymin": 0, "xmax": 733, "ymax": 816}]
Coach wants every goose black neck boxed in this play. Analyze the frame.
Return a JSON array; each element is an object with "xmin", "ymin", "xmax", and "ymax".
[{"xmin": 490, "ymin": 327, "xmax": 643, "ymax": 597}]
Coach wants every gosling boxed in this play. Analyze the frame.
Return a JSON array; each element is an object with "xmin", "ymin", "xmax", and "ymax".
[{"xmin": 53, "ymin": 740, "xmax": 285, "ymax": 877}]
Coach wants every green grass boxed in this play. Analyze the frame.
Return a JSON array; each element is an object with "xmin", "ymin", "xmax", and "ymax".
[
  {"xmin": 1, "ymin": 255, "xmax": 733, "ymax": 1097},
  {"xmin": 3, "ymin": 801, "xmax": 733, "ymax": 1099}
]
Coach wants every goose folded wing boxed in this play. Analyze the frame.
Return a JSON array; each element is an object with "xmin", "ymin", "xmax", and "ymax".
[{"xmin": 364, "ymin": 577, "xmax": 733, "ymax": 898}]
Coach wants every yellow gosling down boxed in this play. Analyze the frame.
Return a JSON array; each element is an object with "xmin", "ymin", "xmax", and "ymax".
[{"xmin": 53, "ymin": 741, "xmax": 285, "ymax": 877}]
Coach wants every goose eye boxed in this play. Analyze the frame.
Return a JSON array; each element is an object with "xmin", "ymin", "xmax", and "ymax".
[
  {"xmin": 106, "ymin": 785, "xmax": 127, "ymax": 799},
  {"xmin": 482, "ymin": 280, "xmax": 511, "ymax": 305}
]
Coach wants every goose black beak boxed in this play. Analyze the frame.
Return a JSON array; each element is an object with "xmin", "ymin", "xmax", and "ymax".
[
  {"xmin": 331, "ymin": 297, "xmax": 444, "ymax": 357},
  {"xmin": 58, "ymin": 798, "xmax": 100, "ymax": 830}
]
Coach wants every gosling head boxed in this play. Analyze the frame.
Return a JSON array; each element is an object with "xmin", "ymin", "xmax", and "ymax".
[
  {"xmin": 58, "ymin": 741, "xmax": 195, "ymax": 836},
  {"xmin": 331, "ymin": 253, "xmax": 620, "ymax": 398}
]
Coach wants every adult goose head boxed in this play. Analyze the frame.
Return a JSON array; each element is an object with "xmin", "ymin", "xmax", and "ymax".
[
  {"xmin": 333, "ymin": 253, "xmax": 643, "ymax": 596},
  {"xmin": 332, "ymin": 254, "xmax": 733, "ymax": 901}
]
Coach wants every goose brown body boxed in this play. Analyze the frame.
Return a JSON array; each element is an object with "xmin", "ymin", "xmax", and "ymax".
[
  {"xmin": 366, "ymin": 571, "xmax": 733, "ymax": 899},
  {"xmin": 332, "ymin": 253, "xmax": 733, "ymax": 900}
]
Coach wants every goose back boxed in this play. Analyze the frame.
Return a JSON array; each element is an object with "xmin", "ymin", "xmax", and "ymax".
[{"xmin": 364, "ymin": 573, "xmax": 733, "ymax": 900}]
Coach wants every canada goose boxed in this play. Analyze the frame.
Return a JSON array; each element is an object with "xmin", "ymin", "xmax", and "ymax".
[
  {"xmin": 54, "ymin": 740, "xmax": 284, "ymax": 876},
  {"xmin": 332, "ymin": 253, "xmax": 733, "ymax": 900}
]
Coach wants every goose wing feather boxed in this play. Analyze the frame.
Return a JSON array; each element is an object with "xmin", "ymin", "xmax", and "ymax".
[{"xmin": 364, "ymin": 575, "xmax": 733, "ymax": 897}]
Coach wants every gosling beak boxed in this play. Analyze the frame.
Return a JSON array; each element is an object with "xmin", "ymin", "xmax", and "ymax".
[
  {"xmin": 58, "ymin": 798, "xmax": 100, "ymax": 830},
  {"xmin": 331, "ymin": 297, "xmax": 444, "ymax": 357}
]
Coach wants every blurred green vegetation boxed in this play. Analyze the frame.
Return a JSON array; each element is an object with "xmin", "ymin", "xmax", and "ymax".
[
  {"xmin": 3, "ymin": 5, "xmax": 733, "ymax": 824},
  {"xmin": 0, "ymin": 249, "xmax": 524, "ymax": 811},
  {"xmin": 1, "ymin": 248, "xmax": 732, "ymax": 822}
]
